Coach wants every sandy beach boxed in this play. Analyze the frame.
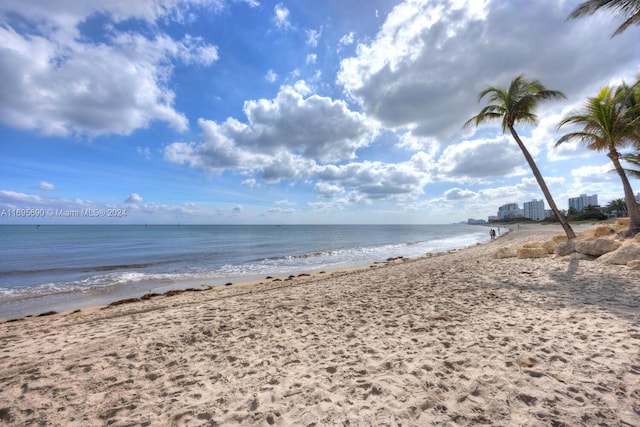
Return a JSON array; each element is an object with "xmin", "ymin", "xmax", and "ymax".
[{"xmin": 1, "ymin": 224, "xmax": 639, "ymax": 426}]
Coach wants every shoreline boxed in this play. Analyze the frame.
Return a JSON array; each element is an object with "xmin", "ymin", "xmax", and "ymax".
[
  {"xmin": 0, "ymin": 226, "xmax": 494, "ymax": 322},
  {"xmin": 1, "ymin": 223, "xmax": 639, "ymax": 425}
]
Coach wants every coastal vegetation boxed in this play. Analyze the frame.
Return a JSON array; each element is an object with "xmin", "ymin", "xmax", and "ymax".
[
  {"xmin": 568, "ymin": 0, "xmax": 640, "ymax": 37},
  {"xmin": 557, "ymin": 80, "xmax": 640, "ymax": 237},
  {"xmin": 464, "ymin": 75, "xmax": 577, "ymax": 240},
  {"xmin": 468, "ymin": 0, "xmax": 640, "ymax": 237}
]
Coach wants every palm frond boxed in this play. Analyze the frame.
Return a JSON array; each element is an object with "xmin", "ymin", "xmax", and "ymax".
[{"xmin": 568, "ymin": 0, "xmax": 640, "ymax": 36}]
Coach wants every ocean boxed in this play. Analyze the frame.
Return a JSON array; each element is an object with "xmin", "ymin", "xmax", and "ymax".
[{"xmin": 0, "ymin": 224, "xmax": 490, "ymax": 319}]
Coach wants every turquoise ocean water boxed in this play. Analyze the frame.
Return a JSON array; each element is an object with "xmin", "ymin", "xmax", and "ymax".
[{"xmin": 0, "ymin": 224, "xmax": 489, "ymax": 319}]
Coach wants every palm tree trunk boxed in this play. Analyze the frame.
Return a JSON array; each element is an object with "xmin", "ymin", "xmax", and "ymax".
[
  {"xmin": 609, "ymin": 150, "xmax": 640, "ymax": 236},
  {"xmin": 509, "ymin": 126, "xmax": 577, "ymax": 240}
]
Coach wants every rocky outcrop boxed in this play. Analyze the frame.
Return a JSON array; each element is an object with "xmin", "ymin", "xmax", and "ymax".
[
  {"xmin": 558, "ymin": 253, "xmax": 597, "ymax": 262},
  {"xmin": 573, "ymin": 238, "xmax": 622, "ymax": 257},
  {"xmin": 597, "ymin": 243, "xmax": 640, "ymax": 265},
  {"xmin": 495, "ymin": 247, "xmax": 517, "ymax": 259},
  {"xmin": 555, "ymin": 238, "xmax": 622, "ymax": 257},
  {"xmin": 516, "ymin": 247, "xmax": 548, "ymax": 259},
  {"xmin": 555, "ymin": 240, "xmax": 576, "ymax": 257},
  {"xmin": 593, "ymin": 226, "xmax": 615, "ymax": 237},
  {"xmin": 495, "ymin": 226, "xmax": 638, "ymax": 267}
]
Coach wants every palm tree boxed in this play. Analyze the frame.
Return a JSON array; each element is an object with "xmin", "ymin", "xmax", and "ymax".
[
  {"xmin": 621, "ymin": 78, "xmax": 640, "ymax": 178},
  {"xmin": 607, "ymin": 198, "xmax": 628, "ymax": 216},
  {"xmin": 464, "ymin": 75, "xmax": 577, "ymax": 239},
  {"xmin": 557, "ymin": 84, "xmax": 640, "ymax": 237},
  {"xmin": 622, "ymin": 152, "xmax": 640, "ymax": 178},
  {"xmin": 568, "ymin": 0, "xmax": 640, "ymax": 37}
]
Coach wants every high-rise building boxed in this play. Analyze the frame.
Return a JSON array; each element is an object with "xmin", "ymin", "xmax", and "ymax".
[
  {"xmin": 497, "ymin": 203, "xmax": 523, "ymax": 220},
  {"xmin": 568, "ymin": 194, "xmax": 598, "ymax": 212},
  {"xmin": 523, "ymin": 199, "xmax": 546, "ymax": 221}
]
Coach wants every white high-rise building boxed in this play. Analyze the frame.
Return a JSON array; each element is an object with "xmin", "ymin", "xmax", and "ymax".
[
  {"xmin": 568, "ymin": 194, "xmax": 598, "ymax": 212},
  {"xmin": 523, "ymin": 199, "xmax": 546, "ymax": 221},
  {"xmin": 497, "ymin": 203, "xmax": 523, "ymax": 220}
]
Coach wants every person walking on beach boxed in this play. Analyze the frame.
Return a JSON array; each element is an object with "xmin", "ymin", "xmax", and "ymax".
[{"xmin": 490, "ymin": 229, "xmax": 496, "ymax": 240}]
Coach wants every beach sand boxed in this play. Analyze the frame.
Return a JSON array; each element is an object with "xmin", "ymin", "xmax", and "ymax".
[{"xmin": 1, "ymin": 224, "xmax": 639, "ymax": 426}]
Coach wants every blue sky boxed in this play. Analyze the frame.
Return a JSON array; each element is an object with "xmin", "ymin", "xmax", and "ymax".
[{"xmin": 1, "ymin": 0, "xmax": 639, "ymax": 224}]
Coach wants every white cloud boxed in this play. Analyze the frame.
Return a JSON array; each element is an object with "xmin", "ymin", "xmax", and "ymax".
[
  {"xmin": 235, "ymin": 0, "xmax": 259, "ymax": 7},
  {"xmin": 265, "ymin": 69, "xmax": 278, "ymax": 83},
  {"xmin": 314, "ymin": 182, "xmax": 345, "ymax": 197},
  {"xmin": 436, "ymin": 137, "xmax": 527, "ymax": 181},
  {"xmin": 337, "ymin": 0, "xmax": 638, "ymax": 144},
  {"xmin": 0, "ymin": 1, "xmax": 220, "ymax": 136},
  {"xmin": 315, "ymin": 161, "xmax": 429, "ymax": 201},
  {"xmin": 339, "ymin": 31, "xmax": 355, "ymax": 46},
  {"xmin": 37, "ymin": 181, "xmax": 55, "ymax": 191},
  {"xmin": 306, "ymin": 28, "xmax": 321, "ymax": 47},
  {"xmin": 273, "ymin": 3, "xmax": 291, "ymax": 30},
  {"xmin": 125, "ymin": 193, "xmax": 144, "ymax": 203},
  {"xmin": 0, "ymin": 190, "xmax": 46, "ymax": 206},
  {"xmin": 306, "ymin": 54, "xmax": 317, "ymax": 65},
  {"xmin": 164, "ymin": 82, "xmax": 378, "ymax": 178},
  {"xmin": 444, "ymin": 187, "xmax": 476, "ymax": 200}
]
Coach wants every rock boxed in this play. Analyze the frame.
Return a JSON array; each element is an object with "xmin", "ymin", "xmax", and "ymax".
[
  {"xmin": 522, "ymin": 242, "xmax": 542, "ymax": 248},
  {"xmin": 555, "ymin": 240, "xmax": 576, "ymax": 256},
  {"xmin": 552, "ymin": 235, "xmax": 568, "ymax": 244},
  {"xmin": 574, "ymin": 238, "xmax": 622, "ymax": 257},
  {"xmin": 616, "ymin": 217, "xmax": 630, "ymax": 228},
  {"xmin": 542, "ymin": 240, "xmax": 557, "ymax": 254},
  {"xmin": 557, "ymin": 253, "xmax": 596, "ymax": 262},
  {"xmin": 516, "ymin": 247, "xmax": 548, "ymax": 259},
  {"xmin": 628, "ymin": 260, "xmax": 640, "ymax": 270},
  {"xmin": 597, "ymin": 243, "xmax": 640, "ymax": 265},
  {"xmin": 495, "ymin": 247, "xmax": 517, "ymax": 259},
  {"xmin": 594, "ymin": 226, "xmax": 615, "ymax": 237}
]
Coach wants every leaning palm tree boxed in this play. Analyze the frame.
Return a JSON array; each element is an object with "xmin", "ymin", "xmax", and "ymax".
[
  {"xmin": 568, "ymin": 0, "xmax": 640, "ymax": 37},
  {"xmin": 464, "ymin": 75, "xmax": 577, "ymax": 239},
  {"xmin": 557, "ymin": 84, "xmax": 640, "ymax": 237}
]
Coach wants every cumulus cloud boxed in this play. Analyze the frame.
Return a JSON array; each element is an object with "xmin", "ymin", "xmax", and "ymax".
[
  {"xmin": 436, "ymin": 137, "xmax": 527, "ymax": 181},
  {"xmin": 444, "ymin": 187, "xmax": 476, "ymax": 200},
  {"xmin": 314, "ymin": 182, "xmax": 345, "ymax": 197},
  {"xmin": 337, "ymin": 0, "xmax": 638, "ymax": 143},
  {"xmin": 164, "ymin": 82, "xmax": 378, "ymax": 179},
  {"xmin": 0, "ymin": 1, "xmax": 220, "ymax": 136},
  {"xmin": 315, "ymin": 161, "xmax": 429, "ymax": 200}
]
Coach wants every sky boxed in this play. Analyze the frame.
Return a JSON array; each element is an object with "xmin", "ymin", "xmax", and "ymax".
[{"xmin": 1, "ymin": 0, "xmax": 639, "ymax": 224}]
